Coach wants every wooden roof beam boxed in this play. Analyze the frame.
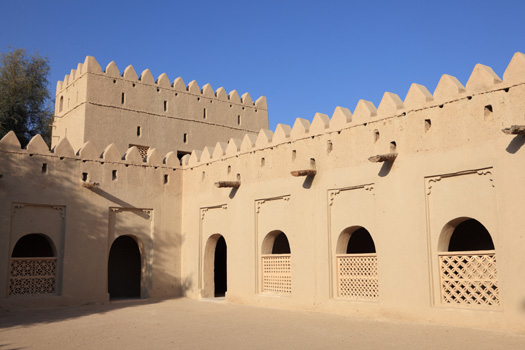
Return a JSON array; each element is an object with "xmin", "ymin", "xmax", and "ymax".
[
  {"xmin": 502, "ymin": 125, "xmax": 525, "ymax": 135},
  {"xmin": 214, "ymin": 181, "xmax": 241, "ymax": 188},
  {"xmin": 368, "ymin": 152, "xmax": 398, "ymax": 163},
  {"xmin": 291, "ymin": 169, "xmax": 317, "ymax": 177}
]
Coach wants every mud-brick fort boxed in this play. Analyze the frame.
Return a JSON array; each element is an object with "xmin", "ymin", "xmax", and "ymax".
[{"xmin": 1, "ymin": 53, "xmax": 525, "ymax": 332}]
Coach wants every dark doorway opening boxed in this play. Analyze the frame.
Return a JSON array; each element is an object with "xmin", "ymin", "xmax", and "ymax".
[
  {"xmin": 108, "ymin": 235, "xmax": 141, "ymax": 300},
  {"xmin": 214, "ymin": 236, "xmax": 227, "ymax": 297}
]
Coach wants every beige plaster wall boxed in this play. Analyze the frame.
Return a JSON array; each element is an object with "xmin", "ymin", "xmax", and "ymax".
[{"xmin": 180, "ymin": 55, "xmax": 525, "ymax": 332}]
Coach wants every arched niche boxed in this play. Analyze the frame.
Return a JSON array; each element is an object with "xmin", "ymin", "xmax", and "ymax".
[
  {"xmin": 261, "ymin": 230, "xmax": 292, "ymax": 294},
  {"xmin": 438, "ymin": 217, "xmax": 494, "ymax": 252},
  {"xmin": 108, "ymin": 235, "xmax": 142, "ymax": 300},
  {"xmin": 336, "ymin": 226, "xmax": 376, "ymax": 254},
  {"xmin": 12, "ymin": 233, "xmax": 56, "ymax": 257},
  {"xmin": 9, "ymin": 234, "xmax": 58, "ymax": 296},
  {"xmin": 203, "ymin": 234, "xmax": 227, "ymax": 298},
  {"xmin": 437, "ymin": 217, "xmax": 499, "ymax": 307},
  {"xmin": 262, "ymin": 230, "xmax": 291, "ymax": 255},
  {"xmin": 334, "ymin": 227, "xmax": 379, "ymax": 300}
]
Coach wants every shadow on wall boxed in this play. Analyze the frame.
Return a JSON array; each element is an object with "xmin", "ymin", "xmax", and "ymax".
[
  {"xmin": 506, "ymin": 135, "xmax": 524, "ymax": 154},
  {"xmin": 302, "ymin": 174, "xmax": 315, "ymax": 189},
  {"xmin": 378, "ymin": 161, "xmax": 394, "ymax": 177},
  {"xmin": 228, "ymin": 187, "xmax": 238, "ymax": 199}
]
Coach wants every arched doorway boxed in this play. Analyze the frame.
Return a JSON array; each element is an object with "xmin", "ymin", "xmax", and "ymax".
[
  {"xmin": 108, "ymin": 235, "xmax": 141, "ymax": 299},
  {"xmin": 438, "ymin": 218, "xmax": 498, "ymax": 306},
  {"xmin": 203, "ymin": 234, "xmax": 227, "ymax": 298},
  {"xmin": 214, "ymin": 236, "xmax": 227, "ymax": 297},
  {"xmin": 335, "ymin": 227, "xmax": 378, "ymax": 300},
  {"xmin": 10, "ymin": 234, "xmax": 57, "ymax": 295},
  {"xmin": 261, "ymin": 231, "xmax": 291, "ymax": 294}
]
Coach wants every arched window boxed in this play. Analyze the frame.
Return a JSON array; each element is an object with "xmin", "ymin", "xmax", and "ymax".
[
  {"xmin": 261, "ymin": 231, "xmax": 291, "ymax": 294},
  {"xmin": 438, "ymin": 218, "xmax": 499, "ymax": 306},
  {"xmin": 59, "ymin": 96, "xmax": 64, "ymax": 112},
  {"xmin": 335, "ymin": 227, "xmax": 378, "ymax": 300},
  {"xmin": 9, "ymin": 234, "xmax": 57, "ymax": 295}
]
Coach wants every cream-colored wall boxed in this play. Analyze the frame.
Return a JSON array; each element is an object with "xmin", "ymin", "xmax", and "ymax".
[
  {"xmin": 53, "ymin": 57, "xmax": 268, "ymax": 158},
  {"xmin": 180, "ymin": 56, "xmax": 525, "ymax": 332},
  {"xmin": 0, "ymin": 134, "xmax": 182, "ymax": 309},
  {"xmin": 51, "ymin": 69, "xmax": 88, "ymax": 151}
]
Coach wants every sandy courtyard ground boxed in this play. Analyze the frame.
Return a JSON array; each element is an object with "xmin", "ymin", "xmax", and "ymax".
[{"xmin": 1, "ymin": 298, "xmax": 524, "ymax": 350}]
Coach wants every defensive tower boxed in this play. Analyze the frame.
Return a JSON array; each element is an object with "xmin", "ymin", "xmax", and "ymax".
[{"xmin": 52, "ymin": 56, "xmax": 269, "ymax": 161}]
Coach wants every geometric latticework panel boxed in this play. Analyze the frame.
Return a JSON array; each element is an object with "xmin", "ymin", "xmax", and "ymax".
[
  {"xmin": 9, "ymin": 258, "xmax": 57, "ymax": 296},
  {"xmin": 336, "ymin": 254, "xmax": 378, "ymax": 300},
  {"xmin": 132, "ymin": 145, "xmax": 149, "ymax": 161},
  {"xmin": 261, "ymin": 254, "xmax": 291, "ymax": 294},
  {"xmin": 439, "ymin": 252, "xmax": 499, "ymax": 306}
]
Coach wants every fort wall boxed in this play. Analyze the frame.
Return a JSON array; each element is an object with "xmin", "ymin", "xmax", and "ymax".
[{"xmin": 179, "ymin": 53, "xmax": 525, "ymax": 332}]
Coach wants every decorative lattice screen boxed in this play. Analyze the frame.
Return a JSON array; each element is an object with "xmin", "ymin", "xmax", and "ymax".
[
  {"xmin": 439, "ymin": 252, "xmax": 499, "ymax": 306},
  {"xmin": 130, "ymin": 145, "xmax": 149, "ymax": 161},
  {"xmin": 9, "ymin": 258, "xmax": 57, "ymax": 295},
  {"xmin": 261, "ymin": 254, "xmax": 291, "ymax": 294},
  {"xmin": 336, "ymin": 254, "xmax": 378, "ymax": 300},
  {"xmin": 137, "ymin": 146, "xmax": 149, "ymax": 161}
]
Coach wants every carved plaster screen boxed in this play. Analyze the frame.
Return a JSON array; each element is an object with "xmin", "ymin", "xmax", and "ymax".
[
  {"xmin": 439, "ymin": 252, "xmax": 499, "ymax": 306},
  {"xmin": 261, "ymin": 254, "xmax": 292, "ymax": 294},
  {"xmin": 336, "ymin": 254, "xmax": 378, "ymax": 300},
  {"xmin": 9, "ymin": 258, "xmax": 57, "ymax": 295}
]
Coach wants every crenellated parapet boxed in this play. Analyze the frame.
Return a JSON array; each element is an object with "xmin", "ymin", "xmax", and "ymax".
[
  {"xmin": 181, "ymin": 52, "xmax": 525, "ymax": 169},
  {"xmin": 56, "ymin": 56, "xmax": 267, "ymax": 114},
  {"xmin": 0, "ymin": 131, "xmax": 180, "ymax": 169}
]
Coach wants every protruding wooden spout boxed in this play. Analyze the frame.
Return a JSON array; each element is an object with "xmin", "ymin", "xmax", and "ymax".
[
  {"xmin": 291, "ymin": 169, "xmax": 317, "ymax": 177},
  {"xmin": 215, "ymin": 181, "xmax": 241, "ymax": 188},
  {"xmin": 502, "ymin": 125, "xmax": 525, "ymax": 135},
  {"xmin": 81, "ymin": 180, "xmax": 99, "ymax": 188},
  {"xmin": 368, "ymin": 153, "xmax": 398, "ymax": 163}
]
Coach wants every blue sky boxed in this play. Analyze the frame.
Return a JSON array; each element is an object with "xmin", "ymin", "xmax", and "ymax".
[{"xmin": 1, "ymin": 0, "xmax": 524, "ymax": 130}]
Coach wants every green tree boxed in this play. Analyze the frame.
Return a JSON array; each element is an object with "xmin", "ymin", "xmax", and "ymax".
[{"xmin": 0, "ymin": 48, "xmax": 54, "ymax": 146}]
